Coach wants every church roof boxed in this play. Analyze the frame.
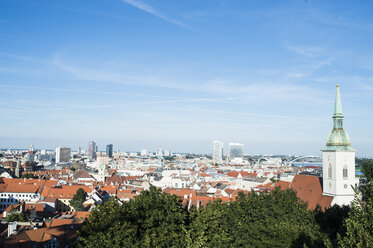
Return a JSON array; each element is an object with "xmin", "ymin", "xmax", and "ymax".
[
  {"xmin": 323, "ymin": 84, "xmax": 354, "ymax": 151},
  {"xmin": 290, "ymin": 174, "xmax": 333, "ymax": 210}
]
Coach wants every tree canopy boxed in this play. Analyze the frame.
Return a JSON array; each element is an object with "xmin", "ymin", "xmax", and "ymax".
[
  {"xmin": 70, "ymin": 188, "xmax": 86, "ymax": 211},
  {"xmin": 6, "ymin": 212, "xmax": 26, "ymax": 222},
  {"xmin": 78, "ymin": 187, "xmax": 327, "ymax": 248},
  {"xmin": 78, "ymin": 186, "xmax": 188, "ymax": 248},
  {"xmin": 338, "ymin": 159, "xmax": 373, "ymax": 247}
]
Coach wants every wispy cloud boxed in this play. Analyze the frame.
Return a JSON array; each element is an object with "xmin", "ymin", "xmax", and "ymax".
[
  {"xmin": 52, "ymin": 54, "xmax": 328, "ymax": 105},
  {"xmin": 286, "ymin": 45, "xmax": 324, "ymax": 58},
  {"xmin": 0, "ymin": 84, "xmax": 179, "ymax": 99},
  {"xmin": 121, "ymin": 0, "xmax": 190, "ymax": 29},
  {"xmin": 0, "ymin": 52, "xmax": 48, "ymax": 63},
  {"xmin": 0, "ymin": 84, "xmax": 234, "ymax": 108}
]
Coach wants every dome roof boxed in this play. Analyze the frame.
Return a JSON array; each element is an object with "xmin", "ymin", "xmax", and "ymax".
[{"xmin": 324, "ymin": 128, "xmax": 353, "ymax": 151}]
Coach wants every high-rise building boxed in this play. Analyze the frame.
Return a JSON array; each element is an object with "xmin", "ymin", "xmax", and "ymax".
[
  {"xmin": 106, "ymin": 144, "xmax": 113, "ymax": 158},
  {"xmin": 212, "ymin": 141, "xmax": 224, "ymax": 162},
  {"xmin": 322, "ymin": 84, "xmax": 356, "ymax": 206},
  {"xmin": 56, "ymin": 147, "xmax": 71, "ymax": 163},
  {"xmin": 229, "ymin": 143, "xmax": 244, "ymax": 159},
  {"xmin": 88, "ymin": 141, "xmax": 96, "ymax": 159}
]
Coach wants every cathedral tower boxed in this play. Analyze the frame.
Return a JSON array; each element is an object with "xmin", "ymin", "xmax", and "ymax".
[{"xmin": 322, "ymin": 84, "xmax": 357, "ymax": 206}]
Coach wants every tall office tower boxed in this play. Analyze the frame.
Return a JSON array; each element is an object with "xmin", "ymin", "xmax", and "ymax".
[
  {"xmin": 229, "ymin": 143, "xmax": 244, "ymax": 159},
  {"xmin": 88, "ymin": 141, "xmax": 97, "ymax": 159},
  {"xmin": 322, "ymin": 85, "xmax": 356, "ymax": 206},
  {"xmin": 212, "ymin": 141, "xmax": 224, "ymax": 162},
  {"xmin": 106, "ymin": 144, "xmax": 113, "ymax": 158},
  {"xmin": 78, "ymin": 147, "xmax": 81, "ymax": 155},
  {"xmin": 55, "ymin": 147, "xmax": 71, "ymax": 163}
]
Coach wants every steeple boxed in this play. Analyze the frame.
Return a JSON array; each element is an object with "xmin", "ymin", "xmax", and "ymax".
[
  {"xmin": 333, "ymin": 84, "xmax": 343, "ymax": 118},
  {"xmin": 322, "ymin": 84, "xmax": 356, "ymax": 207},
  {"xmin": 323, "ymin": 84, "xmax": 353, "ymax": 151}
]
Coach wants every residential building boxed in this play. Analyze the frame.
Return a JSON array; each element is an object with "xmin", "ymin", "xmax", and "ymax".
[{"xmin": 0, "ymin": 178, "xmax": 58, "ymax": 212}]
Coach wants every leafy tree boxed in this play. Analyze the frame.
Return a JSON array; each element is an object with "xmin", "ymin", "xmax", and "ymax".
[
  {"xmin": 338, "ymin": 160, "xmax": 373, "ymax": 247},
  {"xmin": 188, "ymin": 200, "xmax": 232, "ymax": 248},
  {"xmin": 21, "ymin": 173, "xmax": 34, "ymax": 179},
  {"xmin": 78, "ymin": 186, "xmax": 328, "ymax": 248},
  {"xmin": 315, "ymin": 204, "xmax": 350, "ymax": 247},
  {"xmin": 6, "ymin": 213, "xmax": 26, "ymax": 222},
  {"xmin": 70, "ymin": 188, "xmax": 86, "ymax": 211},
  {"xmin": 78, "ymin": 186, "xmax": 189, "ymax": 248},
  {"xmin": 190, "ymin": 188, "xmax": 324, "ymax": 248},
  {"xmin": 230, "ymin": 188, "xmax": 324, "ymax": 248}
]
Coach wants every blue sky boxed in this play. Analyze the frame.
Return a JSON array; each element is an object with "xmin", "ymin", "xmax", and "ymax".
[{"xmin": 1, "ymin": 0, "xmax": 373, "ymax": 155}]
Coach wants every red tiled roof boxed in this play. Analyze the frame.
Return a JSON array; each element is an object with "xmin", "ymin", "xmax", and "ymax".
[
  {"xmin": 164, "ymin": 188, "xmax": 197, "ymax": 198},
  {"xmin": 75, "ymin": 211, "xmax": 90, "ymax": 220},
  {"xmin": 189, "ymin": 196, "xmax": 232, "ymax": 207},
  {"xmin": 4, "ymin": 223, "xmax": 81, "ymax": 247},
  {"xmin": 226, "ymin": 171, "xmax": 257, "ymax": 178},
  {"xmin": 41, "ymin": 185, "xmax": 92, "ymax": 199},
  {"xmin": 49, "ymin": 218, "xmax": 74, "ymax": 227},
  {"xmin": 274, "ymin": 180, "xmax": 291, "ymax": 189},
  {"xmin": 290, "ymin": 174, "xmax": 333, "ymax": 210},
  {"xmin": 0, "ymin": 178, "xmax": 58, "ymax": 194}
]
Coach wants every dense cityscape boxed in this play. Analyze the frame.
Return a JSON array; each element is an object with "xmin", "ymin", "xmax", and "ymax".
[
  {"xmin": 0, "ymin": 85, "xmax": 371, "ymax": 247},
  {"xmin": 2, "ymin": 0, "xmax": 373, "ymax": 247}
]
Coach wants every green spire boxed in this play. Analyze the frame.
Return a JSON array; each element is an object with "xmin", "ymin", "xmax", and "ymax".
[
  {"xmin": 333, "ymin": 84, "xmax": 343, "ymax": 118},
  {"xmin": 323, "ymin": 84, "xmax": 354, "ymax": 151}
]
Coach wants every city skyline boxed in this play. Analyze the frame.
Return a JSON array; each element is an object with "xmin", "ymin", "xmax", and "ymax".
[{"xmin": 1, "ymin": 1, "xmax": 373, "ymax": 155}]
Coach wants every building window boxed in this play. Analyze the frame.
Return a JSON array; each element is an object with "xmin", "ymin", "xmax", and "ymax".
[
  {"xmin": 328, "ymin": 164, "xmax": 332, "ymax": 178},
  {"xmin": 343, "ymin": 167, "xmax": 348, "ymax": 179}
]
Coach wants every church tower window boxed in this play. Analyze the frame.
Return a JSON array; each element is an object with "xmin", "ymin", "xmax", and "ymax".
[
  {"xmin": 328, "ymin": 164, "xmax": 332, "ymax": 178},
  {"xmin": 343, "ymin": 166, "xmax": 348, "ymax": 179}
]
